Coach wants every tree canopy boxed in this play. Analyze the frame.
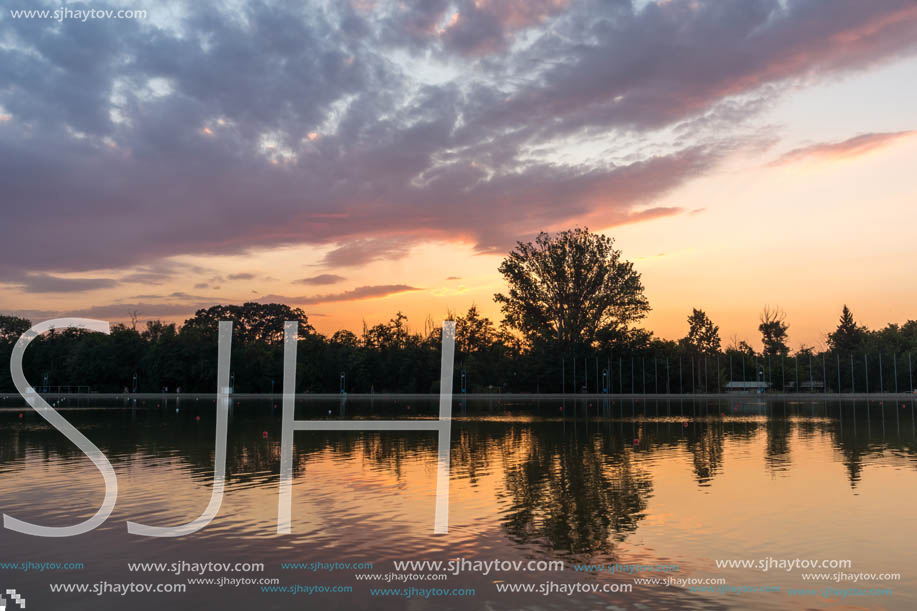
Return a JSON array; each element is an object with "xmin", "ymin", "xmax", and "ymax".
[
  {"xmin": 0, "ymin": 315, "xmax": 32, "ymax": 342},
  {"xmin": 493, "ymin": 228, "xmax": 650, "ymax": 352},
  {"xmin": 683, "ymin": 308, "xmax": 721, "ymax": 355},
  {"xmin": 759, "ymin": 306, "xmax": 790, "ymax": 357},
  {"xmin": 827, "ymin": 305, "xmax": 865, "ymax": 352},
  {"xmin": 182, "ymin": 302, "xmax": 314, "ymax": 344}
]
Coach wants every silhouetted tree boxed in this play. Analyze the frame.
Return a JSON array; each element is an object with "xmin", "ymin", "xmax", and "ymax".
[
  {"xmin": 759, "ymin": 306, "xmax": 789, "ymax": 356},
  {"xmin": 455, "ymin": 304, "xmax": 497, "ymax": 354},
  {"xmin": 0, "ymin": 315, "xmax": 31, "ymax": 342},
  {"xmin": 827, "ymin": 305, "xmax": 865, "ymax": 352},
  {"xmin": 683, "ymin": 308, "xmax": 721, "ymax": 355},
  {"xmin": 182, "ymin": 302, "xmax": 313, "ymax": 345},
  {"xmin": 494, "ymin": 228, "xmax": 649, "ymax": 352}
]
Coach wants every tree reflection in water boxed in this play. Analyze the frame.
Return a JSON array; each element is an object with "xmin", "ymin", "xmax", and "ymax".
[{"xmin": 1, "ymin": 397, "xmax": 916, "ymax": 553}]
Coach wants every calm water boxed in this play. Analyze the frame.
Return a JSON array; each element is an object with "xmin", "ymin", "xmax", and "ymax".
[{"xmin": 1, "ymin": 396, "xmax": 916, "ymax": 610}]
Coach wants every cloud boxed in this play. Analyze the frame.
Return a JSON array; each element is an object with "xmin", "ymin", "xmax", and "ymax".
[
  {"xmin": 96, "ymin": 262, "xmax": 208, "ymax": 287},
  {"xmin": 384, "ymin": 0, "xmax": 574, "ymax": 56},
  {"xmin": 620, "ymin": 206, "xmax": 685, "ymax": 225},
  {"xmin": 260, "ymin": 284, "xmax": 422, "ymax": 304},
  {"xmin": 227, "ymin": 272, "xmax": 256, "ymax": 280},
  {"xmin": 446, "ymin": 276, "xmax": 462, "ymax": 280},
  {"xmin": 296, "ymin": 273, "xmax": 347, "ymax": 285},
  {"xmin": 5, "ymin": 273, "xmax": 118, "ymax": 294},
  {"xmin": 127, "ymin": 291, "xmax": 215, "ymax": 301},
  {"xmin": 10, "ymin": 302, "xmax": 217, "ymax": 323},
  {"xmin": 319, "ymin": 238, "xmax": 414, "ymax": 267},
  {"xmin": 167, "ymin": 291, "xmax": 213, "ymax": 300},
  {"xmin": 120, "ymin": 272, "xmax": 168, "ymax": 285},
  {"xmin": 769, "ymin": 130, "xmax": 917, "ymax": 166},
  {"xmin": 1, "ymin": 0, "xmax": 916, "ymax": 280}
]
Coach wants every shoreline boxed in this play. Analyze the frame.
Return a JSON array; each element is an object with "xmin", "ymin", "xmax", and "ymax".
[{"xmin": 4, "ymin": 392, "xmax": 916, "ymax": 401}]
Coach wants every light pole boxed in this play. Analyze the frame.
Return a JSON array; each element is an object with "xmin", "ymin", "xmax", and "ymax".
[
  {"xmin": 339, "ymin": 371, "xmax": 346, "ymax": 394},
  {"xmin": 230, "ymin": 371, "xmax": 235, "ymax": 394}
]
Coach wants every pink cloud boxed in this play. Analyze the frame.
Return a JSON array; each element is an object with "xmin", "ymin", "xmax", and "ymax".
[{"xmin": 770, "ymin": 130, "xmax": 916, "ymax": 166}]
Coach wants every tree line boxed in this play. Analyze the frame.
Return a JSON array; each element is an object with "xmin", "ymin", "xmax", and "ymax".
[{"xmin": 1, "ymin": 228, "xmax": 915, "ymax": 393}]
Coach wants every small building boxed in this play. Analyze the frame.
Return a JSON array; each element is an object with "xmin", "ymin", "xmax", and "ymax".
[{"xmin": 725, "ymin": 381, "xmax": 770, "ymax": 394}]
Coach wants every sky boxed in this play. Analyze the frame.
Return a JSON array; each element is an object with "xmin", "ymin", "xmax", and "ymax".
[{"xmin": 1, "ymin": 0, "xmax": 916, "ymax": 350}]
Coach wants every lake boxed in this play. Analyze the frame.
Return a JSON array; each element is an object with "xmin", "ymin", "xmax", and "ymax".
[{"xmin": 1, "ymin": 396, "xmax": 915, "ymax": 610}]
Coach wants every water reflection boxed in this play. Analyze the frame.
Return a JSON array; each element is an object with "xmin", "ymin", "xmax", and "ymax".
[
  {"xmin": 1, "ymin": 397, "xmax": 916, "ymax": 610},
  {"xmin": 499, "ymin": 422, "xmax": 652, "ymax": 554},
  {"xmin": 3, "ymin": 399, "xmax": 916, "ymax": 536}
]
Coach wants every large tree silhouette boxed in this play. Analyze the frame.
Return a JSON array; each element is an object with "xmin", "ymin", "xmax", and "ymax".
[{"xmin": 494, "ymin": 228, "xmax": 649, "ymax": 352}]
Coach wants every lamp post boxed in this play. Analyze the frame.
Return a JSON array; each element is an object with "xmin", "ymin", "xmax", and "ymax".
[{"xmin": 339, "ymin": 371, "xmax": 346, "ymax": 394}]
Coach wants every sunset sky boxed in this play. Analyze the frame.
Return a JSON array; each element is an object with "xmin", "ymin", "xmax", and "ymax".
[{"xmin": 1, "ymin": 0, "xmax": 916, "ymax": 350}]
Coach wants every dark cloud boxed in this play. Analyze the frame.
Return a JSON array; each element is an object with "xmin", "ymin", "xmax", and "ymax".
[
  {"xmin": 260, "ymin": 284, "xmax": 422, "ymax": 304},
  {"xmin": 227, "ymin": 272, "xmax": 256, "ymax": 280},
  {"xmin": 296, "ymin": 273, "xmax": 347, "ymax": 285},
  {"xmin": 1, "ymin": 0, "xmax": 915, "ymax": 281},
  {"xmin": 5, "ymin": 273, "xmax": 118, "ymax": 293}
]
